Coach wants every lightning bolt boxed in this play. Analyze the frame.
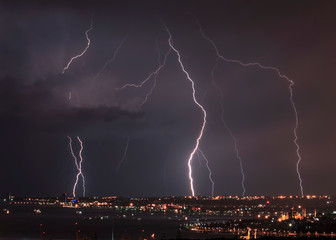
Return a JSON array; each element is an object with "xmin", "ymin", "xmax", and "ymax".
[
  {"xmin": 69, "ymin": 90, "xmax": 80, "ymax": 103},
  {"xmin": 116, "ymin": 46, "xmax": 171, "ymax": 107},
  {"xmin": 203, "ymin": 58, "xmax": 246, "ymax": 196},
  {"xmin": 68, "ymin": 136, "xmax": 79, "ymax": 170},
  {"xmin": 164, "ymin": 23, "xmax": 207, "ymax": 196},
  {"xmin": 116, "ymin": 139, "xmax": 130, "ymax": 174},
  {"xmin": 140, "ymin": 46, "xmax": 172, "ymax": 107},
  {"xmin": 196, "ymin": 149, "xmax": 203, "ymax": 167},
  {"xmin": 90, "ymin": 37, "xmax": 127, "ymax": 87},
  {"xmin": 63, "ymin": 17, "xmax": 93, "ymax": 74},
  {"xmin": 194, "ymin": 17, "xmax": 303, "ymax": 196},
  {"xmin": 68, "ymin": 136, "xmax": 86, "ymax": 198},
  {"xmin": 197, "ymin": 149, "xmax": 215, "ymax": 197},
  {"xmin": 76, "ymin": 136, "xmax": 86, "ymax": 197}
]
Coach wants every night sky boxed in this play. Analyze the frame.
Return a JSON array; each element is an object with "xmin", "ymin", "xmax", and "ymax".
[{"xmin": 1, "ymin": 0, "xmax": 336, "ymax": 197}]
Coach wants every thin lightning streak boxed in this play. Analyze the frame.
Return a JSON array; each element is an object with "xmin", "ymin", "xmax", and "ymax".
[
  {"xmin": 69, "ymin": 91, "xmax": 80, "ymax": 104},
  {"xmin": 141, "ymin": 74, "xmax": 158, "ymax": 107},
  {"xmin": 116, "ymin": 47, "xmax": 171, "ymax": 106},
  {"xmin": 200, "ymin": 59, "xmax": 245, "ymax": 196},
  {"xmin": 91, "ymin": 38, "xmax": 127, "ymax": 87},
  {"xmin": 200, "ymin": 61, "xmax": 245, "ymax": 196},
  {"xmin": 208, "ymin": 59, "xmax": 246, "ymax": 196},
  {"xmin": 198, "ymin": 149, "xmax": 215, "ymax": 197},
  {"xmin": 68, "ymin": 136, "xmax": 86, "ymax": 198},
  {"xmin": 63, "ymin": 17, "xmax": 93, "ymax": 74},
  {"xmin": 116, "ymin": 139, "xmax": 130, "ymax": 174},
  {"xmin": 195, "ymin": 17, "xmax": 304, "ymax": 196},
  {"xmin": 201, "ymin": 58, "xmax": 246, "ymax": 196},
  {"xmin": 196, "ymin": 149, "xmax": 202, "ymax": 167},
  {"xmin": 76, "ymin": 136, "xmax": 86, "ymax": 197},
  {"xmin": 138, "ymin": 41, "xmax": 170, "ymax": 107},
  {"xmin": 164, "ymin": 23, "xmax": 207, "ymax": 196},
  {"xmin": 116, "ymin": 50, "xmax": 169, "ymax": 89},
  {"xmin": 68, "ymin": 136, "xmax": 79, "ymax": 198},
  {"xmin": 68, "ymin": 136, "xmax": 79, "ymax": 170}
]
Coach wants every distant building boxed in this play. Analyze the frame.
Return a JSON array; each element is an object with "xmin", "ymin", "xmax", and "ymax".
[
  {"xmin": 302, "ymin": 208, "xmax": 307, "ymax": 218},
  {"xmin": 280, "ymin": 212, "xmax": 289, "ymax": 221},
  {"xmin": 289, "ymin": 208, "xmax": 303, "ymax": 220},
  {"xmin": 59, "ymin": 192, "xmax": 68, "ymax": 202}
]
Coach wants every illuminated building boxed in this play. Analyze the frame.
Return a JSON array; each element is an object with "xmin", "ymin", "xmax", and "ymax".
[{"xmin": 302, "ymin": 208, "xmax": 307, "ymax": 218}]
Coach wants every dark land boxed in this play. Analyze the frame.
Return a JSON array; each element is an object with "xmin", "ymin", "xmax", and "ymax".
[{"xmin": 1, "ymin": 195, "xmax": 336, "ymax": 239}]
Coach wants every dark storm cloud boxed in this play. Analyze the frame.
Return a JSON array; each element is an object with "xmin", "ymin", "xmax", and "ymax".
[{"xmin": 0, "ymin": 76, "xmax": 143, "ymax": 134}]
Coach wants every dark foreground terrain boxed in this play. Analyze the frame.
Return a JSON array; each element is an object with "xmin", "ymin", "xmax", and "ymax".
[{"xmin": 0, "ymin": 204, "xmax": 234, "ymax": 240}]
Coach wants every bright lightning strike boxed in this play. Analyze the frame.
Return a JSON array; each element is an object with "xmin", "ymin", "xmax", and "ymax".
[
  {"xmin": 63, "ymin": 17, "xmax": 93, "ymax": 74},
  {"xmin": 197, "ymin": 149, "xmax": 215, "ymax": 197},
  {"xmin": 68, "ymin": 136, "xmax": 86, "ymax": 198},
  {"xmin": 195, "ymin": 17, "xmax": 303, "ymax": 196},
  {"xmin": 77, "ymin": 136, "xmax": 86, "ymax": 197},
  {"xmin": 116, "ymin": 139, "xmax": 130, "ymax": 174},
  {"xmin": 196, "ymin": 149, "xmax": 203, "ymax": 167},
  {"xmin": 164, "ymin": 24, "xmax": 207, "ymax": 197}
]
